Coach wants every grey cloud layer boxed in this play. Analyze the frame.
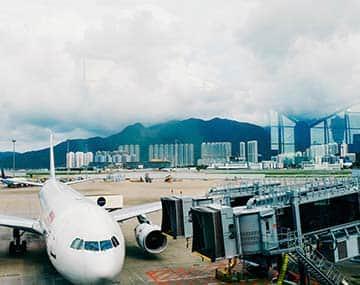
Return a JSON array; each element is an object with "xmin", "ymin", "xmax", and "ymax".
[{"xmin": 0, "ymin": 0, "xmax": 359, "ymax": 150}]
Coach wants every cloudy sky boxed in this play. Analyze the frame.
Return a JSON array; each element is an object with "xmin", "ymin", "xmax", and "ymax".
[{"xmin": 1, "ymin": 0, "xmax": 360, "ymax": 151}]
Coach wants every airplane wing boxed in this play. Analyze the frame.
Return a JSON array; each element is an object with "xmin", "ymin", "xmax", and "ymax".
[
  {"xmin": 0, "ymin": 215, "xmax": 43, "ymax": 235},
  {"xmin": 110, "ymin": 201, "xmax": 161, "ymax": 222},
  {"xmin": 0, "ymin": 179, "xmax": 43, "ymax": 187},
  {"xmin": 19, "ymin": 181, "xmax": 44, "ymax": 187}
]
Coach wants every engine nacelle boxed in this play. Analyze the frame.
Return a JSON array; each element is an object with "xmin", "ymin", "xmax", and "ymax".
[{"xmin": 135, "ymin": 223, "xmax": 168, "ymax": 254}]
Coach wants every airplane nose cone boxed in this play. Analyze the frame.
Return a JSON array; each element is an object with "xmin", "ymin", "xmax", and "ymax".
[
  {"xmin": 92, "ymin": 266, "xmax": 119, "ymax": 283},
  {"xmin": 84, "ymin": 255, "xmax": 123, "ymax": 284},
  {"xmin": 60, "ymin": 256, "xmax": 122, "ymax": 285}
]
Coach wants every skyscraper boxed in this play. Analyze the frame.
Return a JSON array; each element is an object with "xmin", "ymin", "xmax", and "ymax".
[
  {"xmin": 270, "ymin": 111, "xmax": 296, "ymax": 154},
  {"xmin": 247, "ymin": 140, "xmax": 258, "ymax": 163},
  {"xmin": 271, "ymin": 103, "xmax": 360, "ymax": 154}
]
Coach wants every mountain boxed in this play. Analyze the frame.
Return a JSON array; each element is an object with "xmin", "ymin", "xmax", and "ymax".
[
  {"xmin": 0, "ymin": 118, "xmax": 270, "ymax": 169},
  {"xmin": 0, "ymin": 152, "xmax": 16, "ymax": 159}
]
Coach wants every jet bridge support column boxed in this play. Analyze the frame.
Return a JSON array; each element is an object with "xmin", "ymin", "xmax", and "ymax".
[
  {"xmin": 291, "ymin": 191, "xmax": 303, "ymax": 248},
  {"xmin": 291, "ymin": 191, "xmax": 310, "ymax": 284}
]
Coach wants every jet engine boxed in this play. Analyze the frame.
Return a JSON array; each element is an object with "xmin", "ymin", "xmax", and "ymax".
[{"xmin": 135, "ymin": 223, "xmax": 168, "ymax": 254}]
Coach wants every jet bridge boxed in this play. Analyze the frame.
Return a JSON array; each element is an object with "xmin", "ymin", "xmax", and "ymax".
[
  {"xmin": 161, "ymin": 181, "xmax": 282, "ymax": 239},
  {"xmin": 160, "ymin": 178, "xmax": 359, "ymax": 284},
  {"xmin": 191, "ymin": 204, "xmax": 279, "ymax": 261},
  {"xmin": 189, "ymin": 177, "xmax": 360, "ymax": 263},
  {"xmin": 161, "ymin": 196, "xmax": 220, "ymax": 239},
  {"xmin": 187, "ymin": 178, "xmax": 359, "ymax": 285}
]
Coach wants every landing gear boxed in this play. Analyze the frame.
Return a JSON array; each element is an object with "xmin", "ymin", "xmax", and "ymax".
[{"xmin": 9, "ymin": 229, "xmax": 27, "ymax": 255}]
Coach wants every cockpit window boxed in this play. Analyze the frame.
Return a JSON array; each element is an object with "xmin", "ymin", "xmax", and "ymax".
[
  {"xmin": 84, "ymin": 241, "xmax": 99, "ymax": 251},
  {"xmin": 111, "ymin": 236, "xmax": 120, "ymax": 247},
  {"xmin": 70, "ymin": 238, "xmax": 84, "ymax": 250},
  {"xmin": 100, "ymin": 240, "xmax": 113, "ymax": 251},
  {"xmin": 71, "ymin": 238, "xmax": 117, "ymax": 251}
]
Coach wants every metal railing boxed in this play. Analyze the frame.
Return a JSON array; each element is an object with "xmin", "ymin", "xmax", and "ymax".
[
  {"xmin": 295, "ymin": 246, "xmax": 347, "ymax": 285},
  {"xmin": 266, "ymin": 230, "xmax": 348, "ymax": 284},
  {"xmin": 246, "ymin": 176, "xmax": 360, "ymax": 208}
]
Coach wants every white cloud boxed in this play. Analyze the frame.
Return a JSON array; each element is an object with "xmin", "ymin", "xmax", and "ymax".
[{"xmin": 0, "ymin": 0, "xmax": 360, "ymax": 150}]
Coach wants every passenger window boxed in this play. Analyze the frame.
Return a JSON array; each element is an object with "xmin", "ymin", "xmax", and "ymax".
[
  {"xmin": 70, "ymin": 238, "xmax": 84, "ymax": 250},
  {"xmin": 84, "ymin": 241, "xmax": 100, "ymax": 251},
  {"xmin": 111, "ymin": 236, "xmax": 120, "ymax": 247},
  {"xmin": 100, "ymin": 240, "xmax": 113, "ymax": 251}
]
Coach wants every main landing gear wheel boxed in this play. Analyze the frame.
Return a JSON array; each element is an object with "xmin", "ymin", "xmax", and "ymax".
[{"xmin": 9, "ymin": 229, "xmax": 27, "ymax": 256}]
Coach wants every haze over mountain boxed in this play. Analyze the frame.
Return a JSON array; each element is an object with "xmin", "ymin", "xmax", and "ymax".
[{"xmin": 0, "ymin": 118, "xmax": 270, "ymax": 169}]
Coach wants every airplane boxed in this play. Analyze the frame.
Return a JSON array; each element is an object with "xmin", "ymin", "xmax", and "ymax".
[
  {"xmin": 1, "ymin": 168, "xmax": 43, "ymax": 188},
  {"xmin": 0, "ymin": 133, "xmax": 167, "ymax": 284}
]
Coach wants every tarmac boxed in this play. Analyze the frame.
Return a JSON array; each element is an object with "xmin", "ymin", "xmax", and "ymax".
[
  {"xmin": 0, "ymin": 174, "xmax": 359, "ymax": 284},
  {"xmin": 0, "ymin": 177, "xmax": 229, "ymax": 284}
]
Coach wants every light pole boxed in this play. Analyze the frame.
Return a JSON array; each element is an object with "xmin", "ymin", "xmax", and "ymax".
[{"xmin": 12, "ymin": 139, "xmax": 16, "ymax": 176}]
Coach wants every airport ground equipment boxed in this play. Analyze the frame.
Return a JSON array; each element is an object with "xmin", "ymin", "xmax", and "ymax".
[
  {"xmin": 86, "ymin": 194, "xmax": 123, "ymax": 210},
  {"xmin": 277, "ymin": 254, "xmax": 289, "ymax": 285},
  {"xmin": 161, "ymin": 181, "xmax": 282, "ymax": 239},
  {"xmin": 9, "ymin": 228, "xmax": 27, "ymax": 255}
]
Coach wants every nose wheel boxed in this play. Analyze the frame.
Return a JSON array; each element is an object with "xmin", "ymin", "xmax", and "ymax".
[{"xmin": 9, "ymin": 229, "xmax": 27, "ymax": 255}]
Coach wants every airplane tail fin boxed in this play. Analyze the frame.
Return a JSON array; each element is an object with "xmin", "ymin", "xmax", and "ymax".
[
  {"xmin": 1, "ymin": 168, "xmax": 5, "ymax": 179},
  {"xmin": 49, "ymin": 132, "xmax": 56, "ymax": 180}
]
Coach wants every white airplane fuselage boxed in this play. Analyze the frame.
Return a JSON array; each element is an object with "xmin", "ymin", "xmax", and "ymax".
[{"xmin": 38, "ymin": 179, "xmax": 125, "ymax": 284}]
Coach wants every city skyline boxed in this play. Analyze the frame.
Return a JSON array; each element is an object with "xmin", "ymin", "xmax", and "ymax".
[{"xmin": 3, "ymin": 109, "xmax": 360, "ymax": 170}]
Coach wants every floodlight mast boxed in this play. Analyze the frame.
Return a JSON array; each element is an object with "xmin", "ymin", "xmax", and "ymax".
[{"xmin": 12, "ymin": 139, "xmax": 16, "ymax": 176}]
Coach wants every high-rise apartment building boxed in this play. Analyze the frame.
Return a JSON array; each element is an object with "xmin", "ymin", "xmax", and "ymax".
[
  {"xmin": 66, "ymin": 152, "xmax": 75, "ymax": 168},
  {"xmin": 75, "ymin": 152, "xmax": 84, "ymax": 168},
  {"xmin": 148, "ymin": 143, "xmax": 194, "ymax": 167},
  {"xmin": 118, "ymin": 144, "xmax": 140, "ymax": 162},
  {"xmin": 247, "ymin": 140, "xmax": 258, "ymax": 163},
  {"xmin": 239, "ymin": 142, "xmax": 246, "ymax": 161},
  {"xmin": 84, "ymin": 152, "xmax": 93, "ymax": 166},
  {"xmin": 199, "ymin": 142, "xmax": 232, "ymax": 165}
]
